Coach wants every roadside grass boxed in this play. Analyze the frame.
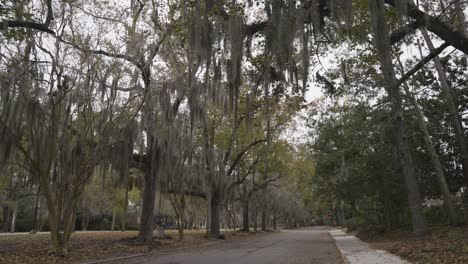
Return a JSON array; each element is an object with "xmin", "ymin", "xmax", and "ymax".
[
  {"xmin": 358, "ymin": 226, "xmax": 468, "ymax": 264},
  {"xmin": 0, "ymin": 229, "xmax": 268, "ymax": 264}
]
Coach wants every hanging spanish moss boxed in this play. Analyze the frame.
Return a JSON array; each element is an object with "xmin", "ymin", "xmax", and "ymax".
[
  {"xmin": 395, "ymin": 0, "xmax": 408, "ymax": 19},
  {"xmin": 267, "ymin": 0, "xmax": 300, "ymax": 73},
  {"xmin": 227, "ymin": 14, "xmax": 244, "ymax": 111},
  {"xmin": 369, "ymin": 0, "xmax": 391, "ymax": 70}
]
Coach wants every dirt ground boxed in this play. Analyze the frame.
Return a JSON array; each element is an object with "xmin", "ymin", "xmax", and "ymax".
[
  {"xmin": 0, "ymin": 229, "xmax": 267, "ymax": 264},
  {"xmin": 357, "ymin": 226, "xmax": 468, "ymax": 264}
]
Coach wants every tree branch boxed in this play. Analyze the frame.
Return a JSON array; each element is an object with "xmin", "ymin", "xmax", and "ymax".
[
  {"xmin": 389, "ymin": 20, "xmax": 420, "ymax": 45},
  {"xmin": 1, "ymin": 0, "xmax": 54, "ymax": 35},
  {"xmin": 227, "ymin": 155, "xmax": 260, "ymax": 192},
  {"xmin": 57, "ymin": 37, "xmax": 143, "ymax": 68},
  {"xmin": 385, "ymin": 0, "xmax": 468, "ymax": 55},
  {"xmin": 0, "ymin": 21, "xmax": 55, "ymax": 35},
  {"xmin": 249, "ymin": 176, "xmax": 280, "ymax": 197},
  {"xmin": 397, "ymin": 42, "xmax": 450, "ymax": 87},
  {"xmin": 245, "ymin": 21, "xmax": 268, "ymax": 36},
  {"xmin": 227, "ymin": 139, "xmax": 267, "ymax": 176}
]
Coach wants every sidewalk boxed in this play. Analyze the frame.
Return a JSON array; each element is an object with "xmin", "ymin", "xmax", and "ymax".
[{"xmin": 330, "ymin": 229, "xmax": 410, "ymax": 264}]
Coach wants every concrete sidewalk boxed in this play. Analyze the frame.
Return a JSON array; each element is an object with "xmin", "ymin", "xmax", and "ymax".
[{"xmin": 330, "ymin": 229, "xmax": 410, "ymax": 264}]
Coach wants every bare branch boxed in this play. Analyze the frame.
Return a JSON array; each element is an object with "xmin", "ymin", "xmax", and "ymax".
[
  {"xmin": 1, "ymin": 0, "xmax": 54, "ymax": 35},
  {"xmin": 385, "ymin": 0, "xmax": 468, "ymax": 55},
  {"xmin": 227, "ymin": 139, "xmax": 267, "ymax": 176},
  {"xmin": 397, "ymin": 42, "xmax": 450, "ymax": 87}
]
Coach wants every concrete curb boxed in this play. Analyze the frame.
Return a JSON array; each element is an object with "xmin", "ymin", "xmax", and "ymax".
[
  {"xmin": 83, "ymin": 240, "xmax": 227, "ymax": 264},
  {"xmin": 329, "ymin": 229, "xmax": 410, "ymax": 264}
]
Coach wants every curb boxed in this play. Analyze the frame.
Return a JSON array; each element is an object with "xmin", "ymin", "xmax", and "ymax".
[
  {"xmin": 83, "ymin": 240, "xmax": 227, "ymax": 264},
  {"xmin": 329, "ymin": 230, "xmax": 350, "ymax": 264}
]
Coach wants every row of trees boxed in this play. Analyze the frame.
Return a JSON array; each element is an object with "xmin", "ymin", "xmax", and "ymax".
[
  {"xmin": 0, "ymin": 0, "xmax": 314, "ymax": 253},
  {"xmin": 308, "ymin": 0, "xmax": 468, "ymax": 234}
]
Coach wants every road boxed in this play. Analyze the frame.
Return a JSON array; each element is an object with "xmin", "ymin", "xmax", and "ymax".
[{"xmin": 108, "ymin": 227, "xmax": 340, "ymax": 264}]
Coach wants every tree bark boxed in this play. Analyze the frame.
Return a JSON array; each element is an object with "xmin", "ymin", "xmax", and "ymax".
[
  {"xmin": 369, "ymin": 0, "xmax": 427, "ymax": 236},
  {"xmin": 81, "ymin": 210, "xmax": 88, "ymax": 231},
  {"xmin": 9, "ymin": 206, "xmax": 16, "ymax": 233},
  {"xmin": 384, "ymin": 0, "xmax": 468, "ymax": 55},
  {"xmin": 253, "ymin": 209, "xmax": 258, "ymax": 232},
  {"xmin": 178, "ymin": 222, "xmax": 184, "ymax": 241},
  {"xmin": 339, "ymin": 201, "xmax": 345, "ymax": 226},
  {"xmin": 31, "ymin": 186, "xmax": 41, "ymax": 233},
  {"xmin": 261, "ymin": 205, "xmax": 267, "ymax": 231},
  {"xmin": 111, "ymin": 208, "xmax": 116, "ymax": 231},
  {"xmin": 209, "ymin": 188, "xmax": 221, "ymax": 237},
  {"xmin": 242, "ymin": 198, "xmax": 249, "ymax": 232},
  {"xmin": 2, "ymin": 206, "xmax": 11, "ymax": 232},
  {"xmin": 380, "ymin": 172, "xmax": 393, "ymax": 231},
  {"xmin": 401, "ymin": 82, "xmax": 459, "ymax": 225},
  {"xmin": 272, "ymin": 210, "xmax": 277, "ymax": 231},
  {"xmin": 121, "ymin": 184, "xmax": 128, "ymax": 231},
  {"xmin": 421, "ymin": 28, "xmax": 468, "ymax": 193},
  {"xmin": 137, "ymin": 138, "xmax": 160, "ymax": 243},
  {"xmin": 455, "ymin": 1, "xmax": 467, "ymax": 34},
  {"xmin": 229, "ymin": 202, "xmax": 237, "ymax": 231}
]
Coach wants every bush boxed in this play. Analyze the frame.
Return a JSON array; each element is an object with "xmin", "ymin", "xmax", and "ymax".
[
  {"xmin": 424, "ymin": 205, "xmax": 450, "ymax": 225},
  {"xmin": 14, "ymin": 217, "xmax": 34, "ymax": 232},
  {"xmin": 345, "ymin": 214, "xmax": 386, "ymax": 235},
  {"xmin": 345, "ymin": 217, "xmax": 364, "ymax": 232},
  {"xmin": 125, "ymin": 224, "xmax": 140, "ymax": 231}
]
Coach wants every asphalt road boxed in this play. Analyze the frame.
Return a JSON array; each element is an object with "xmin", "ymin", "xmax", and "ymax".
[{"xmin": 109, "ymin": 227, "xmax": 340, "ymax": 264}]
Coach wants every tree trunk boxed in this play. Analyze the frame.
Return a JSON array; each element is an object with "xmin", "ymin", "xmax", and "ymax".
[
  {"xmin": 2, "ymin": 174, "xmax": 14, "ymax": 233},
  {"xmin": 45, "ymin": 190, "xmax": 77, "ymax": 254},
  {"xmin": 402, "ymin": 82, "xmax": 459, "ymax": 225},
  {"xmin": 339, "ymin": 201, "xmax": 345, "ymax": 226},
  {"xmin": 111, "ymin": 208, "xmax": 116, "ymax": 231},
  {"xmin": 178, "ymin": 220, "xmax": 184, "ymax": 241},
  {"xmin": 61, "ymin": 205, "xmax": 77, "ymax": 252},
  {"xmin": 2, "ymin": 205, "xmax": 11, "ymax": 232},
  {"xmin": 369, "ymin": 0, "xmax": 427, "ymax": 236},
  {"xmin": 81, "ymin": 210, "xmax": 88, "ymax": 231},
  {"xmin": 49, "ymin": 216, "xmax": 61, "ymax": 253},
  {"xmin": 231, "ymin": 203, "xmax": 237, "ymax": 231},
  {"xmin": 272, "ymin": 211, "xmax": 277, "ymax": 230},
  {"xmin": 454, "ymin": 1, "xmax": 467, "ymax": 34},
  {"xmin": 9, "ymin": 206, "xmax": 16, "ymax": 233},
  {"xmin": 71, "ymin": 210, "xmax": 77, "ymax": 234},
  {"xmin": 261, "ymin": 205, "xmax": 266, "ymax": 231},
  {"xmin": 121, "ymin": 180, "xmax": 129, "ymax": 231},
  {"xmin": 381, "ymin": 174, "xmax": 393, "ymax": 231},
  {"xmin": 421, "ymin": 28, "xmax": 468, "ymax": 201},
  {"xmin": 209, "ymin": 188, "xmax": 221, "ymax": 238},
  {"xmin": 242, "ymin": 199, "xmax": 249, "ymax": 232},
  {"xmin": 31, "ymin": 186, "xmax": 41, "ymax": 233},
  {"xmin": 253, "ymin": 209, "xmax": 258, "ymax": 232},
  {"xmin": 206, "ymin": 189, "xmax": 211, "ymax": 236},
  {"xmin": 137, "ymin": 138, "xmax": 160, "ymax": 243}
]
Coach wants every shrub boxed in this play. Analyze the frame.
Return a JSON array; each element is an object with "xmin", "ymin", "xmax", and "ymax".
[
  {"xmin": 424, "ymin": 205, "xmax": 450, "ymax": 225},
  {"xmin": 13, "ymin": 217, "xmax": 34, "ymax": 232},
  {"xmin": 345, "ymin": 217, "xmax": 364, "ymax": 232}
]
